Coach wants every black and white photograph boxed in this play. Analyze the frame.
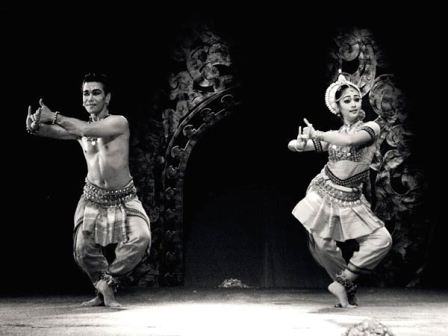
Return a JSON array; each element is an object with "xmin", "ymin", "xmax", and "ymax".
[{"xmin": 2, "ymin": 4, "xmax": 446, "ymax": 335}]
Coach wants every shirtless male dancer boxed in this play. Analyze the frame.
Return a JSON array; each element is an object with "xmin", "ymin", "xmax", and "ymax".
[{"xmin": 26, "ymin": 73, "xmax": 151, "ymax": 308}]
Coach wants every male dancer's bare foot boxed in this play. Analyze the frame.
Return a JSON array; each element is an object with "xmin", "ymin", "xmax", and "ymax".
[
  {"xmin": 95, "ymin": 279, "xmax": 123, "ymax": 308},
  {"xmin": 80, "ymin": 295, "xmax": 104, "ymax": 307},
  {"xmin": 328, "ymin": 281, "xmax": 357, "ymax": 308}
]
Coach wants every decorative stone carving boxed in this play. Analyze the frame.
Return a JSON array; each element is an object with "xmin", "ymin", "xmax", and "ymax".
[
  {"xmin": 129, "ymin": 20, "xmax": 239, "ymax": 286},
  {"xmin": 328, "ymin": 28, "xmax": 429, "ymax": 287}
]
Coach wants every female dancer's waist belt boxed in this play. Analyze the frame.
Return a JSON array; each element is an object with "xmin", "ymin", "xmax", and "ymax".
[{"xmin": 324, "ymin": 165, "xmax": 369, "ymax": 188}]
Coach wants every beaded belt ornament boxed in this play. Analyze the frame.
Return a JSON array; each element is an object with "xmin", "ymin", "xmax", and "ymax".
[
  {"xmin": 311, "ymin": 175, "xmax": 362, "ymax": 204},
  {"xmin": 83, "ymin": 180, "xmax": 137, "ymax": 206}
]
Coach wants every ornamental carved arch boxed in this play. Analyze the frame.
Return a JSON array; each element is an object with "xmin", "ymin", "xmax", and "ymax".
[{"xmin": 128, "ymin": 21, "xmax": 239, "ymax": 286}]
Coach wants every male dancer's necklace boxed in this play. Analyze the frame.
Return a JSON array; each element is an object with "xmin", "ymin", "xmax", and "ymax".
[{"xmin": 87, "ymin": 113, "xmax": 110, "ymax": 146}]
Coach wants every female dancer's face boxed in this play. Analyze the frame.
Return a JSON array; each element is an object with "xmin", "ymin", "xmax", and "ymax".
[{"xmin": 338, "ymin": 87, "xmax": 362, "ymax": 124}]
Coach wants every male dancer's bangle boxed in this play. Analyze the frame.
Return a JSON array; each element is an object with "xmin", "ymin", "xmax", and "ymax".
[{"xmin": 52, "ymin": 111, "xmax": 60, "ymax": 125}]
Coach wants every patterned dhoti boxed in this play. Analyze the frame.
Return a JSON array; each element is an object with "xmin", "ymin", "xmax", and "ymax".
[{"xmin": 73, "ymin": 179, "xmax": 151, "ymax": 286}]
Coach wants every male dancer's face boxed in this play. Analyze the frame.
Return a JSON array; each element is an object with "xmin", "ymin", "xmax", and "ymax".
[{"xmin": 82, "ymin": 81, "xmax": 110, "ymax": 115}]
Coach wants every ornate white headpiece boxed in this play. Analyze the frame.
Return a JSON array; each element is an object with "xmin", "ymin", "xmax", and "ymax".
[{"xmin": 325, "ymin": 69, "xmax": 361, "ymax": 114}]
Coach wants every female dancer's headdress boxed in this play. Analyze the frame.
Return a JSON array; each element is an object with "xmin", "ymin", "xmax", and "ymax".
[{"xmin": 325, "ymin": 70, "xmax": 361, "ymax": 114}]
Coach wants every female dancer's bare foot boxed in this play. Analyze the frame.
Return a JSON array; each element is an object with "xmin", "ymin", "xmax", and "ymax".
[
  {"xmin": 328, "ymin": 281, "xmax": 356, "ymax": 308},
  {"xmin": 95, "ymin": 279, "xmax": 123, "ymax": 308},
  {"xmin": 81, "ymin": 295, "xmax": 104, "ymax": 307}
]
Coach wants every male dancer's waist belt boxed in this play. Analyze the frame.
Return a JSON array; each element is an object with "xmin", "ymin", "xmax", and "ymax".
[
  {"xmin": 83, "ymin": 179, "xmax": 137, "ymax": 206},
  {"xmin": 324, "ymin": 165, "xmax": 369, "ymax": 188}
]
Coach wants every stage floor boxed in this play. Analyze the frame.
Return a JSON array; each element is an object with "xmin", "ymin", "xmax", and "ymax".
[{"xmin": 1, "ymin": 287, "xmax": 447, "ymax": 335}]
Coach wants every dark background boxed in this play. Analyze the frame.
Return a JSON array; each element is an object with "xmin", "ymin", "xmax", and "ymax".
[{"xmin": 2, "ymin": 4, "xmax": 445, "ymax": 294}]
